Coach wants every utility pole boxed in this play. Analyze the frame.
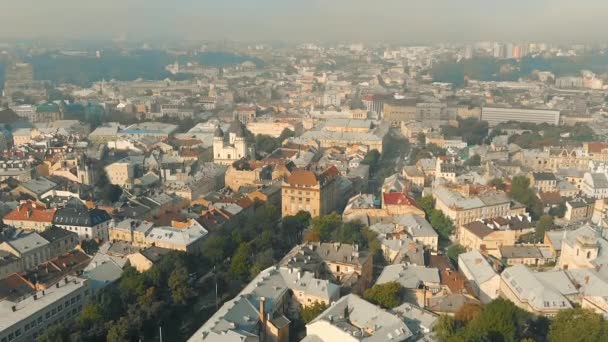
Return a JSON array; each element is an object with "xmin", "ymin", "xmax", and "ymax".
[{"xmin": 159, "ymin": 326, "xmax": 163, "ymax": 342}]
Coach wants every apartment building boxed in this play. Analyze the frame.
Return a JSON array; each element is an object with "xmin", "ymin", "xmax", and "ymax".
[{"xmin": 281, "ymin": 167, "xmax": 339, "ymax": 218}]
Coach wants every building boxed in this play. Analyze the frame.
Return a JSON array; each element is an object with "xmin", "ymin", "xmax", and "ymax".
[
  {"xmin": 564, "ymin": 197, "xmax": 595, "ymax": 222},
  {"xmin": 304, "ymin": 294, "xmax": 412, "ymax": 342},
  {"xmin": 376, "ymin": 264, "xmax": 441, "ymax": 302},
  {"xmin": 104, "ymin": 158, "xmax": 136, "ymax": 188},
  {"xmin": 457, "ymin": 214, "xmax": 534, "ymax": 257},
  {"xmin": 481, "ymin": 107, "xmax": 560, "ymax": 127},
  {"xmin": 127, "ymin": 246, "xmax": 173, "ymax": 273},
  {"xmin": 0, "ymin": 276, "xmax": 90, "ymax": 342},
  {"xmin": 498, "ymin": 245, "xmax": 554, "ymax": 266},
  {"xmin": 458, "ymin": 250, "xmax": 500, "ymax": 303},
  {"xmin": 433, "ymin": 185, "xmax": 524, "ymax": 227},
  {"xmin": 582, "ymin": 173, "xmax": 608, "ymax": 199},
  {"xmin": 213, "ymin": 121, "xmax": 255, "ymax": 165},
  {"xmin": 281, "ymin": 242, "xmax": 373, "ymax": 291},
  {"xmin": 118, "ymin": 122, "xmax": 178, "ymax": 140},
  {"xmin": 52, "ymin": 202, "xmax": 112, "ymax": 242},
  {"xmin": 281, "ymin": 167, "xmax": 339, "ymax": 218},
  {"xmin": 2, "ymin": 201, "xmax": 56, "ymax": 232},
  {"xmin": 558, "ymin": 225, "xmax": 607, "ymax": 270},
  {"xmin": 246, "ymin": 121, "xmax": 295, "ymax": 138},
  {"xmin": 144, "ymin": 220, "xmax": 208, "ymax": 253},
  {"xmin": 0, "ymin": 231, "xmax": 50, "ymax": 271},
  {"xmin": 499, "ymin": 265, "xmax": 574, "ymax": 316},
  {"xmin": 188, "ymin": 266, "xmax": 338, "ymax": 342},
  {"xmin": 530, "ymin": 172, "xmax": 557, "ymax": 192},
  {"xmin": 108, "ymin": 219, "xmax": 154, "ymax": 247}
]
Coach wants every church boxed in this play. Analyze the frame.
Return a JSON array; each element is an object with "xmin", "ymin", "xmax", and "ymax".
[{"xmin": 213, "ymin": 120, "xmax": 255, "ymax": 165}]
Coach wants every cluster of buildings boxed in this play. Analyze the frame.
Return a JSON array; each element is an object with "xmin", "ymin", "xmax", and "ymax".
[{"xmin": 0, "ymin": 40, "xmax": 608, "ymax": 341}]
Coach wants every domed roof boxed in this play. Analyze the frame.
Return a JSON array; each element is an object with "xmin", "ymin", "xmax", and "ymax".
[
  {"xmin": 228, "ymin": 120, "xmax": 245, "ymax": 137},
  {"xmin": 214, "ymin": 125, "xmax": 224, "ymax": 138}
]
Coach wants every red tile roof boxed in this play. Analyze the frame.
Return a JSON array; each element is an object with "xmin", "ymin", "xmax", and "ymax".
[
  {"xmin": 287, "ymin": 170, "xmax": 318, "ymax": 187},
  {"xmin": 587, "ymin": 142, "xmax": 608, "ymax": 154},
  {"xmin": 383, "ymin": 193, "xmax": 421, "ymax": 209},
  {"xmin": 3, "ymin": 200, "xmax": 56, "ymax": 223}
]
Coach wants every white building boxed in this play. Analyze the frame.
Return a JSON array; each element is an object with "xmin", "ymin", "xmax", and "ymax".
[
  {"xmin": 458, "ymin": 250, "xmax": 500, "ymax": 303},
  {"xmin": 52, "ymin": 203, "xmax": 112, "ymax": 241},
  {"xmin": 582, "ymin": 173, "xmax": 608, "ymax": 199},
  {"xmin": 481, "ymin": 107, "xmax": 560, "ymax": 127},
  {"xmin": 0, "ymin": 276, "xmax": 90, "ymax": 342},
  {"xmin": 212, "ymin": 121, "xmax": 255, "ymax": 165}
]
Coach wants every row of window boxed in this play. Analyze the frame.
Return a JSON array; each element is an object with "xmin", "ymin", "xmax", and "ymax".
[{"xmin": 1, "ymin": 293, "xmax": 85, "ymax": 342}]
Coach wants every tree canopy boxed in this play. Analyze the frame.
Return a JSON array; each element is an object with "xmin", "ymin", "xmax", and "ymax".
[{"xmin": 363, "ymin": 282, "xmax": 403, "ymax": 309}]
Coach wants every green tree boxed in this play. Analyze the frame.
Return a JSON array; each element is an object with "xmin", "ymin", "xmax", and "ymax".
[
  {"xmin": 202, "ymin": 235, "xmax": 229, "ymax": 263},
  {"xmin": 363, "ymin": 282, "xmax": 403, "ymax": 309},
  {"xmin": 509, "ymin": 176, "xmax": 543, "ymax": 219},
  {"xmin": 39, "ymin": 324, "xmax": 70, "ymax": 342},
  {"xmin": 447, "ymin": 244, "xmax": 467, "ymax": 267},
  {"xmin": 230, "ymin": 243, "xmax": 253, "ymax": 279},
  {"xmin": 464, "ymin": 298, "xmax": 530, "ymax": 342},
  {"xmin": 549, "ymin": 308, "xmax": 608, "ymax": 342},
  {"xmin": 489, "ymin": 178, "xmax": 506, "ymax": 191},
  {"xmin": 464, "ymin": 154, "xmax": 481, "ymax": 167},
  {"xmin": 435, "ymin": 315, "xmax": 458, "ymax": 342},
  {"xmin": 300, "ymin": 301, "xmax": 329, "ymax": 323},
  {"xmin": 535, "ymin": 215, "xmax": 554, "ymax": 242},
  {"xmin": 362, "ymin": 149, "xmax": 381, "ymax": 173},
  {"xmin": 417, "ymin": 132, "xmax": 426, "ymax": 146},
  {"xmin": 429, "ymin": 210, "xmax": 454, "ymax": 238},
  {"xmin": 310, "ymin": 213, "xmax": 343, "ymax": 242},
  {"xmin": 168, "ymin": 264, "xmax": 194, "ymax": 305},
  {"xmin": 548, "ymin": 202, "xmax": 566, "ymax": 218},
  {"xmin": 101, "ymin": 184, "xmax": 123, "ymax": 202},
  {"xmin": 419, "ymin": 195, "xmax": 436, "ymax": 214}
]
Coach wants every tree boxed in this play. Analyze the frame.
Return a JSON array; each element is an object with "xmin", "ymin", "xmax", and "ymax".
[
  {"xmin": 230, "ymin": 242, "xmax": 253, "ymax": 280},
  {"xmin": 202, "ymin": 235, "xmax": 229, "ymax": 263},
  {"xmin": 435, "ymin": 315, "xmax": 458, "ymax": 342},
  {"xmin": 101, "ymin": 183, "xmax": 122, "ymax": 202},
  {"xmin": 363, "ymin": 282, "xmax": 403, "ymax": 309},
  {"xmin": 362, "ymin": 149, "xmax": 381, "ymax": 173},
  {"xmin": 39, "ymin": 324, "xmax": 70, "ymax": 342},
  {"xmin": 419, "ymin": 195, "xmax": 436, "ymax": 215},
  {"xmin": 455, "ymin": 302, "xmax": 483, "ymax": 323},
  {"xmin": 447, "ymin": 244, "xmax": 467, "ymax": 267},
  {"xmin": 0, "ymin": 108, "xmax": 19, "ymax": 123},
  {"xmin": 464, "ymin": 154, "xmax": 481, "ymax": 167},
  {"xmin": 464, "ymin": 298, "xmax": 530, "ymax": 342},
  {"xmin": 509, "ymin": 176, "xmax": 543, "ymax": 219},
  {"xmin": 549, "ymin": 308, "xmax": 608, "ymax": 342},
  {"xmin": 300, "ymin": 301, "xmax": 329, "ymax": 323},
  {"xmin": 489, "ymin": 178, "xmax": 506, "ymax": 191},
  {"xmin": 168, "ymin": 264, "xmax": 194, "ymax": 305},
  {"xmin": 535, "ymin": 215, "xmax": 554, "ymax": 242},
  {"xmin": 548, "ymin": 202, "xmax": 566, "ymax": 218},
  {"xmin": 417, "ymin": 132, "xmax": 426, "ymax": 146},
  {"xmin": 429, "ymin": 210, "xmax": 454, "ymax": 238},
  {"xmin": 310, "ymin": 213, "xmax": 343, "ymax": 242}
]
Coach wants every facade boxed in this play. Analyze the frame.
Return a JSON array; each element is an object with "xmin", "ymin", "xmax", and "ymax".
[
  {"xmin": 433, "ymin": 185, "xmax": 524, "ymax": 227},
  {"xmin": 530, "ymin": 172, "xmax": 557, "ymax": 192},
  {"xmin": 104, "ymin": 159, "xmax": 135, "ymax": 188},
  {"xmin": 0, "ymin": 276, "xmax": 90, "ymax": 342},
  {"xmin": 582, "ymin": 173, "xmax": 608, "ymax": 199},
  {"xmin": 558, "ymin": 225, "xmax": 605, "ymax": 270},
  {"xmin": 52, "ymin": 204, "xmax": 112, "ymax": 242},
  {"xmin": 481, "ymin": 107, "xmax": 560, "ymax": 126},
  {"xmin": 108, "ymin": 219, "xmax": 154, "ymax": 247},
  {"xmin": 0, "ymin": 232, "xmax": 50, "ymax": 271},
  {"xmin": 281, "ymin": 167, "xmax": 339, "ymax": 218},
  {"xmin": 212, "ymin": 121, "xmax": 255, "ymax": 165},
  {"xmin": 457, "ymin": 214, "xmax": 534, "ymax": 257}
]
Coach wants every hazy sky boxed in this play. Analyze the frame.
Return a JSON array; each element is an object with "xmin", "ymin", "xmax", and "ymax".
[{"xmin": 0, "ymin": 0, "xmax": 606, "ymax": 43}]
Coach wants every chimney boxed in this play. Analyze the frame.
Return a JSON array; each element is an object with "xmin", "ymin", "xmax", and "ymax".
[
  {"xmin": 344, "ymin": 305, "xmax": 349, "ymax": 319},
  {"xmin": 259, "ymin": 297, "xmax": 266, "ymax": 324},
  {"xmin": 11, "ymin": 306, "xmax": 16, "ymax": 312}
]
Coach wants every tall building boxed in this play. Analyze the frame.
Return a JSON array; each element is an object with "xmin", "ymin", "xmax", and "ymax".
[
  {"xmin": 212, "ymin": 121, "xmax": 255, "ymax": 165},
  {"xmin": 281, "ymin": 167, "xmax": 339, "ymax": 217}
]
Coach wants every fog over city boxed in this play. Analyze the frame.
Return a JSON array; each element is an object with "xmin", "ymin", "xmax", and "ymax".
[{"xmin": 1, "ymin": 0, "xmax": 607, "ymax": 42}]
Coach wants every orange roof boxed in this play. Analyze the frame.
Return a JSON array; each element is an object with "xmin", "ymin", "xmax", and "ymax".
[
  {"xmin": 383, "ymin": 193, "xmax": 421, "ymax": 208},
  {"xmin": 587, "ymin": 142, "xmax": 608, "ymax": 154},
  {"xmin": 287, "ymin": 170, "xmax": 318, "ymax": 187},
  {"xmin": 3, "ymin": 200, "xmax": 56, "ymax": 223}
]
